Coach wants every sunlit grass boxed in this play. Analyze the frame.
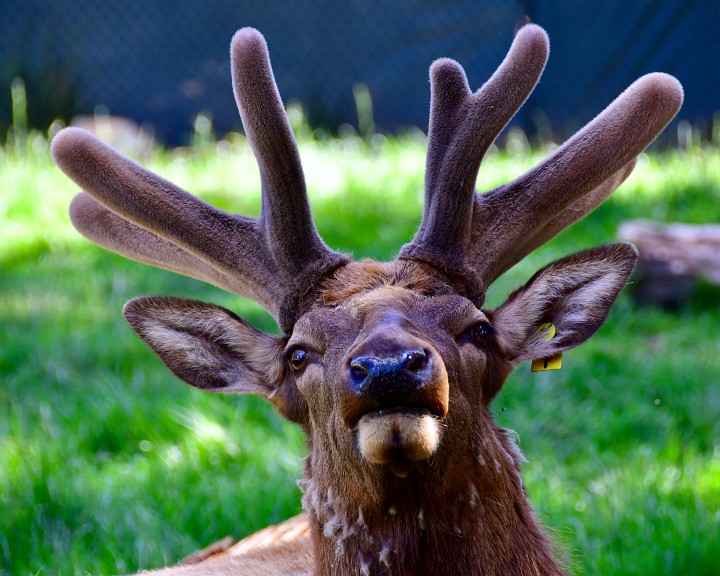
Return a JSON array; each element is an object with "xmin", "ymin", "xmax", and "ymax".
[{"xmin": 1, "ymin": 133, "xmax": 719, "ymax": 575}]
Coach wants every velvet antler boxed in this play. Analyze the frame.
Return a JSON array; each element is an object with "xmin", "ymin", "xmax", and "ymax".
[
  {"xmin": 54, "ymin": 24, "xmax": 682, "ymax": 330},
  {"xmin": 52, "ymin": 28, "xmax": 348, "ymax": 332},
  {"xmin": 404, "ymin": 25, "xmax": 549, "ymax": 290},
  {"xmin": 400, "ymin": 24, "xmax": 683, "ymax": 302}
]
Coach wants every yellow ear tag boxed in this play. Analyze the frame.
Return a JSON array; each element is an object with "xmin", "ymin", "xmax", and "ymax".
[{"xmin": 531, "ymin": 323, "xmax": 563, "ymax": 372}]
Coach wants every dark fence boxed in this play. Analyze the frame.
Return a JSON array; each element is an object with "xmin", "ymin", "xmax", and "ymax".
[{"xmin": 1, "ymin": 0, "xmax": 718, "ymax": 145}]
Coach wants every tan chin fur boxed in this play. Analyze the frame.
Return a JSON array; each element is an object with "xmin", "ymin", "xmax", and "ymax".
[{"xmin": 357, "ymin": 412, "xmax": 440, "ymax": 470}]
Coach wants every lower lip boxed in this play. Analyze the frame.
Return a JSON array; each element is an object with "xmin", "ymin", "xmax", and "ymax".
[{"xmin": 360, "ymin": 406, "xmax": 433, "ymax": 420}]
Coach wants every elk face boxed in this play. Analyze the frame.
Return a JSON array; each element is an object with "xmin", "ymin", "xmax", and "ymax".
[
  {"xmin": 121, "ymin": 262, "xmax": 472, "ymax": 480},
  {"xmin": 122, "ymin": 243, "xmax": 638, "ymax": 485},
  {"xmin": 288, "ymin": 270, "xmax": 462, "ymax": 479}
]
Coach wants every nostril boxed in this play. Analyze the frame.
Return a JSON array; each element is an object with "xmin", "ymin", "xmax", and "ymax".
[
  {"xmin": 403, "ymin": 349, "xmax": 428, "ymax": 372},
  {"xmin": 349, "ymin": 360, "xmax": 371, "ymax": 390}
]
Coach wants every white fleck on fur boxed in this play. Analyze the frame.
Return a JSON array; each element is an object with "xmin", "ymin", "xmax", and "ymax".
[
  {"xmin": 300, "ymin": 478, "xmax": 322, "ymax": 519},
  {"xmin": 417, "ymin": 507, "xmax": 426, "ymax": 531},
  {"xmin": 469, "ymin": 483, "xmax": 479, "ymax": 509},
  {"xmin": 495, "ymin": 428, "xmax": 527, "ymax": 488},
  {"xmin": 322, "ymin": 513, "xmax": 357, "ymax": 557},
  {"xmin": 502, "ymin": 427, "xmax": 528, "ymax": 467},
  {"xmin": 357, "ymin": 507, "xmax": 367, "ymax": 530},
  {"xmin": 379, "ymin": 543, "xmax": 391, "ymax": 567},
  {"xmin": 303, "ymin": 479, "xmax": 361, "ymax": 558},
  {"xmin": 388, "ymin": 505, "xmax": 397, "ymax": 516},
  {"xmin": 360, "ymin": 560, "xmax": 370, "ymax": 576},
  {"xmin": 323, "ymin": 518, "xmax": 341, "ymax": 539}
]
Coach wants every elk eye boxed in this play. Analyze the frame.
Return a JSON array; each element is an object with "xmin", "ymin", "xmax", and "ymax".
[
  {"xmin": 471, "ymin": 323, "xmax": 492, "ymax": 346},
  {"xmin": 288, "ymin": 348, "xmax": 309, "ymax": 371}
]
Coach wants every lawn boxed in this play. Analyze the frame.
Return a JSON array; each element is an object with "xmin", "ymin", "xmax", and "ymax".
[{"xmin": 1, "ymin": 129, "xmax": 719, "ymax": 575}]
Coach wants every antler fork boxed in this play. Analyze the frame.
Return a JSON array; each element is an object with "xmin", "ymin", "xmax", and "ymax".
[
  {"xmin": 53, "ymin": 29, "xmax": 348, "ymax": 333},
  {"xmin": 400, "ymin": 25, "xmax": 683, "ymax": 303}
]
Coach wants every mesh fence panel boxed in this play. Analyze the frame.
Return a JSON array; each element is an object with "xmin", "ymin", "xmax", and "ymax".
[{"xmin": 1, "ymin": 0, "xmax": 718, "ymax": 144}]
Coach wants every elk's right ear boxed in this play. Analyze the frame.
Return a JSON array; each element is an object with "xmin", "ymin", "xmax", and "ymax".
[{"xmin": 123, "ymin": 296, "xmax": 307, "ymax": 423}]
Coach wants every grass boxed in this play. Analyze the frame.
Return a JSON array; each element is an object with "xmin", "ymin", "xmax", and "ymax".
[{"xmin": 1, "ymin": 130, "xmax": 719, "ymax": 575}]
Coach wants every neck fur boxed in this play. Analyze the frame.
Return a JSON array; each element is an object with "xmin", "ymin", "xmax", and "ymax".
[{"xmin": 299, "ymin": 418, "xmax": 565, "ymax": 576}]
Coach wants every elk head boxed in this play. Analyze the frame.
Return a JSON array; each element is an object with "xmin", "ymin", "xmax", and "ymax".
[{"xmin": 52, "ymin": 25, "xmax": 682, "ymax": 574}]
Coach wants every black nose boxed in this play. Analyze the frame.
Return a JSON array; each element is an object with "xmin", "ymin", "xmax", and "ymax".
[{"xmin": 348, "ymin": 349, "xmax": 430, "ymax": 399}]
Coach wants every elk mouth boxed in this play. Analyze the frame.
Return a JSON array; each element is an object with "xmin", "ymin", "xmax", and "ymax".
[
  {"xmin": 361, "ymin": 405, "xmax": 434, "ymax": 418},
  {"xmin": 355, "ymin": 405, "xmax": 444, "ymax": 478},
  {"xmin": 341, "ymin": 343, "xmax": 449, "ymax": 477},
  {"xmin": 347, "ymin": 401, "xmax": 445, "ymax": 429}
]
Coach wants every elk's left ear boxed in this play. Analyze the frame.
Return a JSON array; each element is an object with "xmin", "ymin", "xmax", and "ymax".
[
  {"xmin": 123, "ymin": 296, "xmax": 307, "ymax": 423},
  {"xmin": 491, "ymin": 243, "xmax": 637, "ymax": 364}
]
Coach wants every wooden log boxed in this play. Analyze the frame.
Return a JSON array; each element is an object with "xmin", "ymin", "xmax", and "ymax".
[{"xmin": 619, "ymin": 220, "xmax": 720, "ymax": 307}]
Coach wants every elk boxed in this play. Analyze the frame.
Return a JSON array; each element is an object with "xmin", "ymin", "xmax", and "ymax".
[{"xmin": 51, "ymin": 24, "xmax": 682, "ymax": 576}]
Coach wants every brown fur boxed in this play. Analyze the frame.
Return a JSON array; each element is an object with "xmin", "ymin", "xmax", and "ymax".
[
  {"xmin": 321, "ymin": 259, "xmax": 452, "ymax": 306},
  {"xmin": 147, "ymin": 537, "xmax": 313, "ymax": 576},
  {"xmin": 52, "ymin": 23, "xmax": 683, "ymax": 576},
  {"xmin": 122, "ymin": 245, "xmax": 636, "ymax": 575}
]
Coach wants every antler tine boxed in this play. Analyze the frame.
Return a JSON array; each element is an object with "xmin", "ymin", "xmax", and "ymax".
[
  {"xmin": 471, "ymin": 72, "xmax": 683, "ymax": 287},
  {"xmin": 53, "ymin": 27, "xmax": 351, "ymax": 332},
  {"xmin": 230, "ymin": 28, "xmax": 346, "ymax": 282},
  {"xmin": 400, "ymin": 24, "xmax": 549, "ymax": 278},
  {"xmin": 490, "ymin": 159, "xmax": 638, "ymax": 279},
  {"xmin": 52, "ymin": 128, "xmax": 291, "ymax": 314},
  {"xmin": 69, "ymin": 193, "xmax": 275, "ymax": 309}
]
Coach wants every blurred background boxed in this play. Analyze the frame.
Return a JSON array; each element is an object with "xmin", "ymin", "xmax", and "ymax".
[
  {"xmin": 2, "ymin": 2, "xmax": 720, "ymax": 575},
  {"xmin": 1, "ymin": 0, "xmax": 719, "ymax": 145}
]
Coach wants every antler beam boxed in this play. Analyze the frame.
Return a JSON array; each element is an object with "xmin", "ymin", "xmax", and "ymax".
[
  {"xmin": 54, "ymin": 24, "xmax": 682, "ymax": 326},
  {"xmin": 53, "ymin": 28, "xmax": 349, "ymax": 332},
  {"xmin": 471, "ymin": 72, "xmax": 684, "ymax": 287},
  {"xmin": 404, "ymin": 24, "xmax": 549, "ymax": 281},
  {"xmin": 401, "ymin": 24, "xmax": 683, "ymax": 302}
]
